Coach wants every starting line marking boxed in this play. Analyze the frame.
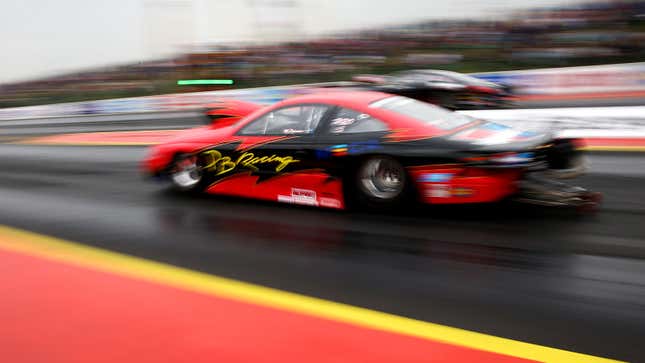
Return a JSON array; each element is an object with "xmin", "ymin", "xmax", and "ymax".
[{"xmin": 0, "ymin": 224, "xmax": 624, "ymax": 363}]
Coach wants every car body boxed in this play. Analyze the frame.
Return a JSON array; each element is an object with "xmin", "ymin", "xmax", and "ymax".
[
  {"xmin": 349, "ymin": 69, "xmax": 514, "ymax": 109},
  {"xmin": 144, "ymin": 91, "xmax": 597, "ymax": 210}
]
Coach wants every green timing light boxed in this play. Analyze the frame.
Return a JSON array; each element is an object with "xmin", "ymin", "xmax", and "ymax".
[{"xmin": 177, "ymin": 79, "xmax": 234, "ymax": 86}]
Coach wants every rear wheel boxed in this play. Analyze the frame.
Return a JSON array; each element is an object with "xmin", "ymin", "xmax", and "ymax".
[
  {"xmin": 169, "ymin": 154, "xmax": 204, "ymax": 192},
  {"xmin": 353, "ymin": 156, "xmax": 410, "ymax": 209}
]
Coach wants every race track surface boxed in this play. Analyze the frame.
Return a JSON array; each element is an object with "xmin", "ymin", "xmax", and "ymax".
[
  {"xmin": 0, "ymin": 143, "xmax": 644, "ymax": 362},
  {"xmin": 2, "ymin": 97, "xmax": 645, "ymax": 362}
]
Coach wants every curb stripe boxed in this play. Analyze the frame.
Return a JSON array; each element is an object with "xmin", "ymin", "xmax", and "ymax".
[{"xmin": 0, "ymin": 225, "xmax": 623, "ymax": 363}]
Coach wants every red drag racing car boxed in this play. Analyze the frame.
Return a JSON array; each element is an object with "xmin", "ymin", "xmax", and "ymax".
[{"xmin": 143, "ymin": 91, "xmax": 598, "ymax": 210}]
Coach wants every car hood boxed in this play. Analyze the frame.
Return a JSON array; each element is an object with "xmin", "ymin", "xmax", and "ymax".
[
  {"xmin": 164, "ymin": 125, "xmax": 235, "ymax": 146},
  {"xmin": 143, "ymin": 125, "xmax": 237, "ymax": 174},
  {"xmin": 447, "ymin": 121, "xmax": 553, "ymax": 152}
]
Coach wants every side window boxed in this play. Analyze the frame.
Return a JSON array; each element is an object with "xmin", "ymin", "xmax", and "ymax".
[
  {"xmin": 327, "ymin": 108, "xmax": 388, "ymax": 134},
  {"xmin": 239, "ymin": 105, "xmax": 329, "ymax": 136}
]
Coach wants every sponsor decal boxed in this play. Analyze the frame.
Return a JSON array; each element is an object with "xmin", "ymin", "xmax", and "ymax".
[
  {"xmin": 482, "ymin": 122, "xmax": 511, "ymax": 131},
  {"xmin": 452, "ymin": 128, "xmax": 496, "ymax": 141},
  {"xmin": 491, "ymin": 152, "xmax": 534, "ymax": 164},
  {"xmin": 329, "ymin": 144, "xmax": 349, "ymax": 156},
  {"xmin": 320, "ymin": 197, "xmax": 342, "ymax": 208},
  {"xmin": 277, "ymin": 188, "xmax": 318, "ymax": 206},
  {"xmin": 426, "ymin": 184, "xmax": 451, "ymax": 198},
  {"xmin": 477, "ymin": 130, "xmax": 525, "ymax": 145},
  {"xmin": 201, "ymin": 149, "xmax": 299, "ymax": 175},
  {"xmin": 346, "ymin": 139, "xmax": 381, "ymax": 153},
  {"xmin": 329, "ymin": 114, "xmax": 370, "ymax": 133},
  {"xmin": 327, "ymin": 140, "xmax": 381, "ymax": 157},
  {"xmin": 418, "ymin": 173, "xmax": 453, "ymax": 183},
  {"xmin": 452, "ymin": 122, "xmax": 541, "ymax": 145},
  {"xmin": 282, "ymin": 128, "xmax": 308, "ymax": 134},
  {"xmin": 452, "ymin": 187, "xmax": 474, "ymax": 197},
  {"xmin": 425, "ymin": 185, "xmax": 474, "ymax": 198},
  {"xmin": 330, "ymin": 117, "xmax": 356, "ymax": 126},
  {"xmin": 513, "ymin": 130, "xmax": 539, "ymax": 141}
]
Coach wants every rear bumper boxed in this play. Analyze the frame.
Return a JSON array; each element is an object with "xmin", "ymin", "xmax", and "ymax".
[
  {"xmin": 410, "ymin": 167, "xmax": 521, "ymax": 204},
  {"xmin": 410, "ymin": 161, "xmax": 597, "ymax": 208}
]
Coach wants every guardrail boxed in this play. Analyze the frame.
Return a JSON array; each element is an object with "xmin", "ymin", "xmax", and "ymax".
[
  {"xmin": 1, "ymin": 63, "xmax": 644, "ymax": 121},
  {"xmin": 472, "ymin": 62, "xmax": 645, "ymax": 96}
]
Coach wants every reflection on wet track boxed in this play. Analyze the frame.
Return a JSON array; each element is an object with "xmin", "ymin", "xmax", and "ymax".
[{"xmin": 0, "ymin": 144, "xmax": 644, "ymax": 361}]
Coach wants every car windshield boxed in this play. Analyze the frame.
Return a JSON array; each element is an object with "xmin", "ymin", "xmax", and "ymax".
[{"xmin": 369, "ymin": 96, "xmax": 473, "ymax": 130}]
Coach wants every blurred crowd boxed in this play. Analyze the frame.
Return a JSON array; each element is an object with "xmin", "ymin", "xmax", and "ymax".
[{"xmin": 1, "ymin": 0, "xmax": 644, "ymax": 108}]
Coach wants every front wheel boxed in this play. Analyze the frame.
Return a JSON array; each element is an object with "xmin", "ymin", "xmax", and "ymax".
[
  {"xmin": 353, "ymin": 156, "xmax": 411, "ymax": 210},
  {"xmin": 169, "ymin": 154, "xmax": 205, "ymax": 192}
]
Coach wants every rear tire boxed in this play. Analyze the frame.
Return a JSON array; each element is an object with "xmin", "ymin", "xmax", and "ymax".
[{"xmin": 352, "ymin": 156, "xmax": 411, "ymax": 210}]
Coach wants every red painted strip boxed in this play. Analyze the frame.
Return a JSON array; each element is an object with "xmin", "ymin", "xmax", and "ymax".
[
  {"xmin": 0, "ymin": 247, "xmax": 533, "ymax": 363},
  {"xmin": 21, "ymin": 130, "xmax": 183, "ymax": 145},
  {"xmin": 517, "ymin": 90, "xmax": 645, "ymax": 101},
  {"xmin": 582, "ymin": 137, "xmax": 645, "ymax": 147}
]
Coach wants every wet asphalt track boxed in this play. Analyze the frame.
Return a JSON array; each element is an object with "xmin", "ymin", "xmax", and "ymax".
[
  {"xmin": 1, "ymin": 143, "xmax": 645, "ymax": 361},
  {"xmin": 2, "ymin": 95, "xmax": 645, "ymax": 362}
]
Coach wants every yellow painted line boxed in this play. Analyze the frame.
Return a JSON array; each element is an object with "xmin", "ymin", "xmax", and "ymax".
[{"xmin": 0, "ymin": 224, "xmax": 624, "ymax": 363}]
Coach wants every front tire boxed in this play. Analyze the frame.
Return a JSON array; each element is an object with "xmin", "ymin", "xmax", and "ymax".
[{"xmin": 169, "ymin": 154, "xmax": 205, "ymax": 192}]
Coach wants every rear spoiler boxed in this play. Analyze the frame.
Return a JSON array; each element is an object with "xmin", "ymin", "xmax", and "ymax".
[{"xmin": 204, "ymin": 99, "xmax": 263, "ymax": 128}]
